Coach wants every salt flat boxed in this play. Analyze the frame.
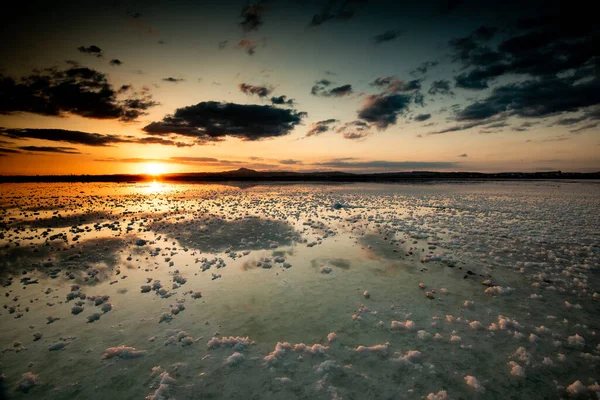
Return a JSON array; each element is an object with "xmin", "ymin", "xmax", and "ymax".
[{"xmin": 0, "ymin": 181, "xmax": 598, "ymax": 399}]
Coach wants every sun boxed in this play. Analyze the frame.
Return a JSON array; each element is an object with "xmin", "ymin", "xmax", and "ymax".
[{"xmin": 144, "ymin": 162, "xmax": 166, "ymax": 176}]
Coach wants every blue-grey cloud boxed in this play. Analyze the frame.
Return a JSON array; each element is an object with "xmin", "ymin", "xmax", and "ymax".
[{"xmin": 143, "ymin": 101, "xmax": 307, "ymax": 143}]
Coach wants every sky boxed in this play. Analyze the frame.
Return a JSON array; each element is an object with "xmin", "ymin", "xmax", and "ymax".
[{"xmin": 0, "ymin": 0, "xmax": 598, "ymax": 175}]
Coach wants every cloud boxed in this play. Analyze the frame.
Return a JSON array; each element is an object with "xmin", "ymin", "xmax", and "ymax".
[
  {"xmin": 162, "ymin": 77, "xmax": 185, "ymax": 83},
  {"xmin": 311, "ymin": 80, "xmax": 353, "ymax": 97},
  {"xmin": 414, "ymin": 113, "xmax": 431, "ymax": 122},
  {"xmin": 271, "ymin": 95, "xmax": 294, "ymax": 106},
  {"xmin": 0, "ymin": 66, "xmax": 158, "ymax": 121},
  {"xmin": 238, "ymin": 83, "xmax": 273, "ymax": 98},
  {"xmin": 309, "ymin": 0, "xmax": 366, "ymax": 27},
  {"xmin": 0, "ymin": 128, "xmax": 191, "ymax": 147},
  {"xmin": 459, "ymin": 153, "xmax": 468, "ymax": 157},
  {"xmin": 279, "ymin": 159, "xmax": 302, "ymax": 165},
  {"xmin": 95, "ymin": 156, "xmax": 281, "ymax": 170},
  {"xmin": 239, "ymin": 4, "xmax": 264, "ymax": 32},
  {"xmin": 456, "ymin": 77, "xmax": 600, "ymax": 122},
  {"xmin": 342, "ymin": 131, "xmax": 369, "ymax": 140},
  {"xmin": 306, "ymin": 119, "xmax": 338, "ymax": 137},
  {"xmin": 77, "ymin": 45, "xmax": 103, "ymax": 57},
  {"xmin": 0, "ymin": 147, "xmax": 21, "ymax": 154},
  {"xmin": 237, "ymin": 39, "xmax": 259, "ymax": 55},
  {"xmin": 427, "ymin": 119, "xmax": 498, "ymax": 135},
  {"xmin": 372, "ymin": 30, "xmax": 403, "ymax": 44},
  {"xmin": 109, "ymin": 59, "xmax": 123, "ymax": 66},
  {"xmin": 411, "ymin": 61, "xmax": 439, "ymax": 76},
  {"xmin": 132, "ymin": 137, "xmax": 192, "ymax": 147},
  {"xmin": 336, "ymin": 120, "xmax": 370, "ymax": 140},
  {"xmin": 357, "ymin": 93, "xmax": 412, "ymax": 129},
  {"xmin": 371, "ymin": 77, "xmax": 421, "ymax": 93},
  {"xmin": 314, "ymin": 159, "xmax": 459, "ymax": 170},
  {"xmin": 218, "ymin": 40, "xmax": 228, "ymax": 49},
  {"xmin": 18, "ymin": 146, "xmax": 80, "ymax": 154},
  {"xmin": 143, "ymin": 101, "xmax": 307, "ymax": 143},
  {"xmin": 428, "ymin": 80, "xmax": 454, "ymax": 96},
  {"xmin": 448, "ymin": 10, "xmax": 598, "ymax": 91}
]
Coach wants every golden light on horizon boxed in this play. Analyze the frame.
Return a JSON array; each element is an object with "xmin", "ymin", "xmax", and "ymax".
[{"xmin": 144, "ymin": 162, "xmax": 167, "ymax": 176}]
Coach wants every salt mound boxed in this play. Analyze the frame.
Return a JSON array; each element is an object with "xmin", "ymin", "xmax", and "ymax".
[
  {"xmin": 485, "ymin": 286, "xmax": 513, "ymax": 295},
  {"xmin": 354, "ymin": 343, "xmax": 389, "ymax": 356},
  {"xmin": 391, "ymin": 320, "xmax": 415, "ymax": 330},
  {"xmin": 225, "ymin": 352, "xmax": 245, "ymax": 366},
  {"xmin": 17, "ymin": 372, "xmax": 39, "ymax": 393},
  {"xmin": 427, "ymin": 390, "xmax": 448, "ymax": 400},
  {"xmin": 207, "ymin": 336, "xmax": 250, "ymax": 351},
  {"xmin": 567, "ymin": 334, "xmax": 585, "ymax": 348},
  {"xmin": 464, "ymin": 375, "xmax": 485, "ymax": 393},
  {"xmin": 566, "ymin": 380, "xmax": 587, "ymax": 396},
  {"xmin": 508, "ymin": 361, "xmax": 525, "ymax": 377},
  {"xmin": 101, "ymin": 345, "xmax": 146, "ymax": 359}
]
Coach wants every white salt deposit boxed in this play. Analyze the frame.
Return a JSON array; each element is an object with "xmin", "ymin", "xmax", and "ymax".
[
  {"xmin": 508, "ymin": 361, "xmax": 526, "ymax": 377},
  {"xmin": 391, "ymin": 320, "xmax": 415, "ymax": 330},
  {"xmin": 101, "ymin": 346, "xmax": 146, "ymax": 359},
  {"xmin": 354, "ymin": 344, "xmax": 389, "ymax": 356},
  {"xmin": 464, "ymin": 375, "xmax": 485, "ymax": 393},
  {"xmin": 225, "ymin": 352, "xmax": 245, "ymax": 366}
]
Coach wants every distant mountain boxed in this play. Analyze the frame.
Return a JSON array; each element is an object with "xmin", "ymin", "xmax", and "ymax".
[{"xmin": 1, "ymin": 169, "xmax": 599, "ymax": 183}]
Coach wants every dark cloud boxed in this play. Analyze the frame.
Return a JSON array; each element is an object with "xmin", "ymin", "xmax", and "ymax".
[
  {"xmin": 0, "ymin": 128, "xmax": 191, "ymax": 147},
  {"xmin": 118, "ymin": 84, "xmax": 132, "ymax": 93},
  {"xmin": 411, "ymin": 61, "xmax": 439, "ymax": 76},
  {"xmin": 372, "ymin": 29, "xmax": 403, "ymax": 44},
  {"xmin": 131, "ymin": 137, "xmax": 192, "ymax": 147},
  {"xmin": 309, "ymin": 0, "xmax": 366, "ymax": 27},
  {"xmin": 162, "ymin": 77, "xmax": 185, "ymax": 83},
  {"xmin": 341, "ymin": 131, "xmax": 369, "ymax": 140},
  {"xmin": 18, "ymin": 146, "xmax": 80, "ymax": 154},
  {"xmin": 553, "ymin": 107, "xmax": 600, "ymax": 133},
  {"xmin": 238, "ymin": 83, "xmax": 273, "ymax": 98},
  {"xmin": 143, "ymin": 101, "xmax": 307, "ymax": 143},
  {"xmin": 127, "ymin": 11, "xmax": 142, "ymax": 19},
  {"xmin": 459, "ymin": 153, "xmax": 468, "ymax": 157},
  {"xmin": 449, "ymin": 10, "xmax": 599, "ymax": 92},
  {"xmin": 109, "ymin": 59, "xmax": 123, "ymax": 66},
  {"xmin": 414, "ymin": 113, "xmax": 431, "ymax": 122},
  {"xmin": 427, "ymin": 119, "xmax": 499, "ymax": 135},
  {"xmin": 0, "ymin": 66, "xmax": 157, "ymax": 121},
  {"xmin": 314, "ymin": 159, "xmax": 458, "ymax": 170},
  {"xmin": 271, "ymin": 95, "xmax": 295, "ymax": 106},
  {"xmin": 311, "ymin": 80, "xmax": 353, "ymax": 97},
  {"xmin": 218, "ymin": 40, "xmax": 228, "ymax": 49},
  {"xmin": 77, "ymin": 45, "xmax": 103, "ymax": 57},
  {"xmin": 279, "ymin": 159, "xmax": 302, "ymax": 165},
  {"xmin": 0, "ymin": 147, "xmax": 21, "ymax": 154},
  {"xmin": 239, "ymin": 4, "xmax": 264, "ymax": 32},
  {"xmin": 336, "ymin": 120, "xmax": 370, "ymax": 139},
  {"xmin": 371, "ymin": 77, "xmax": 421, "ymax": 93},
  {"xmin": 357, "ymin": 93, "xmax": 412, "ymax": 129},
  {"xmin": 428, "ymin": 80, "xmax": 454, "ymax": 96},
  {"xmin": 237, "ymin": 39, "xmax": 259, "ymax": 55},
  {"xmin": 456, "ymin": 77, "xmax": 600, "ymax": 122},
  {"xmin": 306, "ymin": 119, "xmax": 338, "ymax": 137},
  {"xmin": 571, "ymin": 122, "xmax": 599, "ymax": 133}
]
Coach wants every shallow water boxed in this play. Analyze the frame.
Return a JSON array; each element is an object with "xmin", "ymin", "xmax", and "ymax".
[{"xmin": 0, "ymin": 181, "xmax": 599, "ymax": 399}]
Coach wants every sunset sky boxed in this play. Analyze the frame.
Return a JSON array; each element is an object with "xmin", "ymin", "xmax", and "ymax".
[{"xmin": 0, "ymin": 0, "xmax": 598, "ymax": 175}]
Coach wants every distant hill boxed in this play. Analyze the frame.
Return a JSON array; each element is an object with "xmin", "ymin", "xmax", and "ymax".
[{"xmin": 1, "ymin": 168, "xmax": 599, "ymax": 183}]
